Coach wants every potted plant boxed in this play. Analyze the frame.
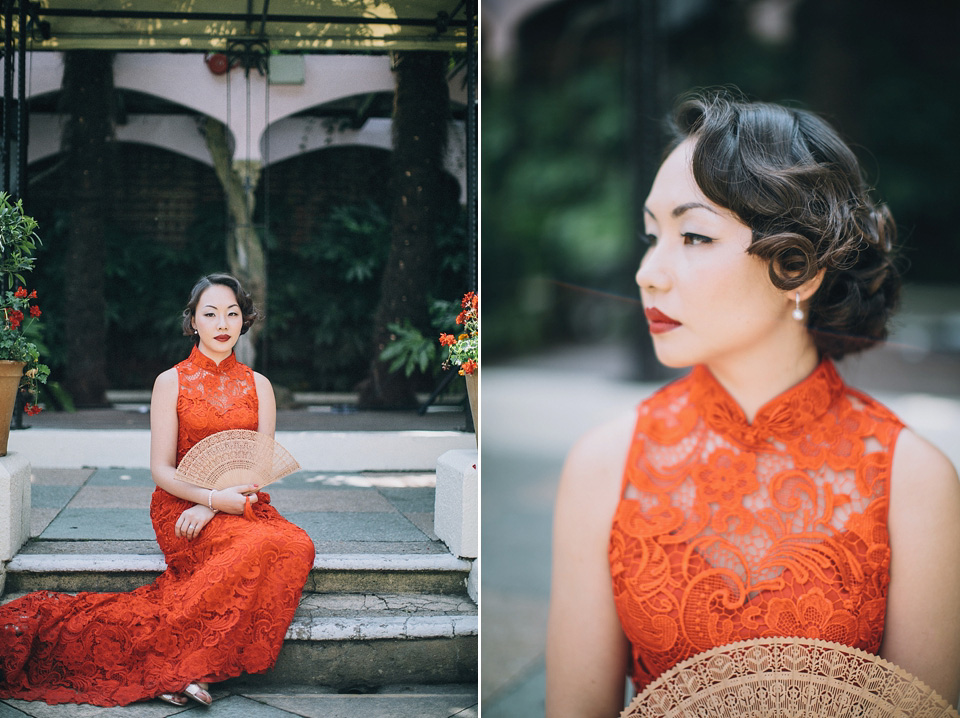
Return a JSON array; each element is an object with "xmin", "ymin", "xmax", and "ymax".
[
  {"xmin": 439, "ymin": 291, "xmax": 478, "ymax": 437},
  {"xmin": 0, "ymin": 193, "xmax": 49, "ymax": 455}
]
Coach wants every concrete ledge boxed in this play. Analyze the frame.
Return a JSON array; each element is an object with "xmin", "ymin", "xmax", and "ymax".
[
  {"xmin": 0, "ymin": 452, "xmax": 31, "ymax": 561},
  {"xmin": 434, "ymin": 450, "xmax": 478, "ymax": 559},
  {"xmin": 286, "ymin": 615, "xmax": 479, "ymax": 641},
  {"xmin": 6, "ymin": 552, "xmax": 473, "ymax": 574},
  {"xmin": 467, "ymin": 558, "xmax": 479, "ymax": 603},
  {"xmin": 9, "ymin": 429, "xmax": 476, "ymax": 471}
]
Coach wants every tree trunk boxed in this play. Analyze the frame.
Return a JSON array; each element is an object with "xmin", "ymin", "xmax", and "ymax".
[
  {"xmin": 60, "ymin": 51, "xmax": 113, "ymax": 407},
  {"xmin": 202, "ymin": 117, "xmax": 266, "ymax": 368},
  {"xmin": 358, "ymin": 51, "xmax": 450, "ymax": 408}
]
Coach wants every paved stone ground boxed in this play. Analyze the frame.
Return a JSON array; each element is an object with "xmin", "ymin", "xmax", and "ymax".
[
  {"xmin": 24, "ymin": 466, "xmax": 442, "ymax": 551},
  {"xmin": 0, "ymin": 684, "xmax": 478, "ymax": 717},
  {"xmin": 481, "ymin": 341, "xmax": 960, "ymax": 718}
]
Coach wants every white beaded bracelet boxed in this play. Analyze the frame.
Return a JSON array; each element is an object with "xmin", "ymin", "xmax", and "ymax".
[{"xmin": 208, "ymin": 489, "xmax": 219, "ymax": 513}]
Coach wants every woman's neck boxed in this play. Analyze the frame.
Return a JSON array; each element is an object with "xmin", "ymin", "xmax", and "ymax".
[
  {"xmin": 196, "ymin": 343, "xmax": 232, "ymax": 366},
  {"xmin": 705, "ymin": 337, "xmax": 821, "ymax": 423}
]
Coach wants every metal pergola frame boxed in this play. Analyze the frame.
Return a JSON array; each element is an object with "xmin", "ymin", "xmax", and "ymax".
[{"xmin": 0, "ymin": 0, "xmax": 478, "ymax": 288}]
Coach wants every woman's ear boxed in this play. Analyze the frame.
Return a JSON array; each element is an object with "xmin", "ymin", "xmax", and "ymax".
[{"xmin": 795, "ymin": 267, "xmax": 826, "ymax": 303}]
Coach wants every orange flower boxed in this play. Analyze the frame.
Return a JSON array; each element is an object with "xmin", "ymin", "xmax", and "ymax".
[
  {"xmin": 695, "ymin": 448, "xmax": 757, "ymax": 505},
  {"xmin": 439, "ymin": 333, "xmax": 456, "ymax": 347},
  {"xmin": 461, "ymin": 291, "xmax": 476, "ymax": 310},
  {"xmin": 459, "ymin": 359, "xmax": 477, "ymax": 375},
  {"xmin": 763, "ymin": 589, "xmax": 858, "ymax": 643}
]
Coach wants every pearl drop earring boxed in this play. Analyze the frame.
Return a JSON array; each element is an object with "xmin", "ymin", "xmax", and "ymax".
[{"xmin": 792, "ymin": 293, "xmax": 804, "ymax": 321}]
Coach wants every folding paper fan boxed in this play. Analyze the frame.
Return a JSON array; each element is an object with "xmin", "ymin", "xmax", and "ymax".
[
  {"xmin": 175, "ymin": 429, "xmax": 300, "ymax": 490},
  {"xmin": 621, "ymin": 637, "xmax": 959, "ymax": 718}
]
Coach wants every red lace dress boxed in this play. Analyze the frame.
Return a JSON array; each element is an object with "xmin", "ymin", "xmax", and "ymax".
[
  {"xmin": 609, "ymin": 359, "xmax": 903, "ymax": 692},
  {"xmin": 0, "ymin": 346, "xmax": 316, "ymax": 706}
]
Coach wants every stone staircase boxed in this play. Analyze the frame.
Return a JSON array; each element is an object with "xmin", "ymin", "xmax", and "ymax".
[
  {"xmin": 4, "ymin": 539, "xmax": 477, "ymax": 688},
  {"xmin": 1, "ymin": 421, "xmax": 478, "ymax": 693}
]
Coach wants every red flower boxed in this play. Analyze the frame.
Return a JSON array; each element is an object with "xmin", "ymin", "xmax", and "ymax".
[
  {"xmin": 456, "ymin": 310, "xmax": 468, "ymax": 325},
  {"xmin": 461, "ymin": 292, "xmax": 476, "ymax": 310},
  {"xmin": 14, "ymin": 287, "xmax": 26, "ymax": 298},
  {"xmin": 438, "ymin": 333, "xmax": 456, "ymax": 347},
  {"xmin": 29, "ymin": 305, "xmax": 41, "ymax": 317},
  {"xmin": 24, "ymin": 403, "xmax": 42, "ymax": 416},
  {"xmin": 28, "ymin": 289, "xmax": 36, "ymax": 299},
  {"xmin": 8, "ymin": 309, "xmax": 23, "ymax": 329},
  {"xmin": 459, "ymin": 359, "xmax": 477, "ymax": 376}
]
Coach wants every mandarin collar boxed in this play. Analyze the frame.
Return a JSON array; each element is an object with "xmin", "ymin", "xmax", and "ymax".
[
  {"xmin": 188, "ymin": 345, "xmax": 238, "ymax": 373},
  {"xmin": 689, "ymin": 359, "xmax": 845, "ymax": 449}
]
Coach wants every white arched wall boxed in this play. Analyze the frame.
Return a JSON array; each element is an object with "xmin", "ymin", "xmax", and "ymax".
[{"xmin": 16, "ymin": 51, "xmax": 466, "ymax": 200}]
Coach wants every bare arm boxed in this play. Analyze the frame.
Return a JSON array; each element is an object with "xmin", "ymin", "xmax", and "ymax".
[
  {"xmin": 546, "ymin": 412, "xmax": 635, "ymax": 718},
  {"xmin": 881, "ymin": 428, "xmax": 960, "ymax": 706},
  {"xmin": 254, "ymin": 371, "xmax": 276, "ymax": 439}
]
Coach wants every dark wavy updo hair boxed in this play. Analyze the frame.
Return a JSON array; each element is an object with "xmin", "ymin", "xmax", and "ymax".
[
  {"xmin": 181, "ymin": 273, "xmax": 260, "ymax": 343},
  {"xmin": 668, "ymin": 88, "xmax": 900, "ymax": 359}
]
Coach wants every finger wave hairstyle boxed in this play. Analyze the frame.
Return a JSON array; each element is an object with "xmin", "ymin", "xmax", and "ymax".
[
  {"xmin": 182, "ymin": 273, "xmax": 261, "ymax": 343},
  {"xmin": 668, "ymin": 88, "xmax": 901, "ymax": 359}
]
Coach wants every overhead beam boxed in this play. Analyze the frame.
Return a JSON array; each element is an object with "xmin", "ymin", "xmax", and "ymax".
[{"xmin": 27, "ymin": 7, "xmax": 467, "ymax": 29}]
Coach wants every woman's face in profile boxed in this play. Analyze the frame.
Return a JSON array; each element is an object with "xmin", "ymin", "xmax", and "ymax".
[{"xmin": 637, "ymin": 140, "xmax": 791, "ymax": 370}]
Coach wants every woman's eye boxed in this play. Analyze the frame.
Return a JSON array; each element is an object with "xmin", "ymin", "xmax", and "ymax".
[
  {"xmin": 642, "ymin": 233, "xmax": 658, "ymax": 246},
  {"xmin": 683, "ymin": 233, "xmax": 713, "ymax": 245}
]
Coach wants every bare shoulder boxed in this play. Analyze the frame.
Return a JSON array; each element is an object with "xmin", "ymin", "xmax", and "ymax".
[
  {"xmin": 557, "ymin": 410, "xmax": 638, "ymax": 518},
  {"xmin": 253, "ymin": 371, "xmax": 274, "ymax": 392},
  {"xmin": 152, "ymin": 367, "xmax": 178, "ymax": 395},
  {"xmin": 891, "ymin": 428, "xmax": 960, "ymax": 508}
]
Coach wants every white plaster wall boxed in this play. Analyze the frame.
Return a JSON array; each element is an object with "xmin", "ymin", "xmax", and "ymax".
[{"xmin": 12, "ymin": 52, "xmax": 467, "ymax": 197}]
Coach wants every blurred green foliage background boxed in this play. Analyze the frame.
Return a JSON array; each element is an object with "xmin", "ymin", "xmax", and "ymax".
[{"xmin": 483, "ymin": 0, "xmax": 960, "ymax": 372}]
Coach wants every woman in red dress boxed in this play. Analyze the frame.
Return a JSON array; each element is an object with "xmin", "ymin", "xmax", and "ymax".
[
  {"xmin": 0, "ymin": 273, "xmax": 315, "ymax": 707},
  {"xmin": 545, "ymin": 89, "xmax": 960, "ymax": 716}
]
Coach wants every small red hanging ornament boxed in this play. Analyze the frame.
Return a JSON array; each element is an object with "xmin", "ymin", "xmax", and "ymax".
[{"xmin": 204, "ymin": 52, "xmax": 231, "ymax": 75}]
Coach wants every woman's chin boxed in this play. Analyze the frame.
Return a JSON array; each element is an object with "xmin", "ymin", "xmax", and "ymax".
[{"xmin": 650, "ymin": 346, "xmax": 694, "ymax": 369}]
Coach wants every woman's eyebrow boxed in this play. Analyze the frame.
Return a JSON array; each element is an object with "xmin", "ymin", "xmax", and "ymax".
[
  {"xmin": 644, "ymin": 202, "xmax": 720, "ymax": 220},
  {"xmin": 202, "ymin": 304, "xmax": 240, "ymax": 310},
  {"xmin": 672, "ymin": 202, "xmax": 719, "ymax": 218}
]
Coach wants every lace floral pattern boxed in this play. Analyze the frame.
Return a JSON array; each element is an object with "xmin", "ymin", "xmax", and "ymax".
[
  {"xmin": 0, "ymin": 346, "xmax": 316, "ymax": 706},
  {"xmin": 609, "ymin": 360, "xmax": 903, "ymax": 691}
]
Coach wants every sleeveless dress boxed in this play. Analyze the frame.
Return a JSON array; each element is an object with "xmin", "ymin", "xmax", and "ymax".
[
  {"xmin": 0, "ymin": 346, "xmax": 316, "ymax": 706},
  {"xmin": 608, "ymin": 359, "xmax": 903, "ymax": 692}
]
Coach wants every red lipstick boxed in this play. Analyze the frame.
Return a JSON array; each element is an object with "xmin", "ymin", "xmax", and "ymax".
[
  {"xmin": 644, "ymin": 308, "xmax": 681, "ymax": 334},
  {"xmin": 215, "ymin": 334, "xmax": 232, "ymax": 342}
]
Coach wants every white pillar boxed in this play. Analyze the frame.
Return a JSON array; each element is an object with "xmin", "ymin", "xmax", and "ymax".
[
  {"xmin": 434, "ymin": 449, "xmax": 478, "ymax": 559},
  {"xmin": 0, "ymin": 452, "xmax": 31, "ymax": 595}
]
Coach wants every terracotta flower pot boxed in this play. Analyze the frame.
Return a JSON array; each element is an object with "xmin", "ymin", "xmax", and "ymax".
[
  {"xmin": 465, "ymin": 370, "xmax": 478, "ymax": 443},
  {"xmin": 0, "ymin": 360, "xmax": 25, "ymax": 456}
]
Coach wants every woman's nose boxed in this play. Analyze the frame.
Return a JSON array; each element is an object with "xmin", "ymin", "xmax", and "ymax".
[{"xmin": 635, "ymin": 242, "xmax": 671, "ymax": 292}]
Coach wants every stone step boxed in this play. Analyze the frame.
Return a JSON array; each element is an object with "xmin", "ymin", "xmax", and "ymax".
[
  {"xmin": 1, "ymin": 590, "xmax": 478, "ymax": 688},
  {"xmin": 5, "ymin": 551, "xmax": 473, "ymax": 595}
]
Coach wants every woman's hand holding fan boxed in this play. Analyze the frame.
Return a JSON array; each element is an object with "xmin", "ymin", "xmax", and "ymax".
[{"xmin": 175, "ymin": 430, "xmax": 300, "ymax": 519}]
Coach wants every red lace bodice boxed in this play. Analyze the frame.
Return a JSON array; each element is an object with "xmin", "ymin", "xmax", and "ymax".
[
  {"xmin": 0, "ymin": 346, "xmax": 315, "ymax": 706},
  {"xmin": 174, "ymin": 346, "xmax": 259, "ymax": 464},
  {"xmin": 609, "ymin": 360, "xmax": 903, "ymax": 691}
]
